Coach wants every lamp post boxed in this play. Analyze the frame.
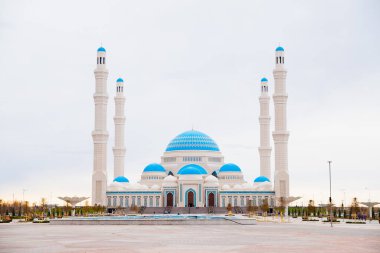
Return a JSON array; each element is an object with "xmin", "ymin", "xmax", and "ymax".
[{"xmin": 328, "ymin": 161, "xmax": 333, "ymax": 227}]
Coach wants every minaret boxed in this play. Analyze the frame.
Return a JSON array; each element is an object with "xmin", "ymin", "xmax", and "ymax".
[
  {"xmin": 113, "ymin": 78, "xmax": 126, "ymax": 178},
  {"xmin": 92, "ymin": 46, "xmax": 109, "ymax": 205},
  {"xmin": 258, "ymin": 77, "xmax": 272, "ymax": 180},
  {"xmin": 272, "ymin": 46, "xmax": 290, "ymax": 200}
]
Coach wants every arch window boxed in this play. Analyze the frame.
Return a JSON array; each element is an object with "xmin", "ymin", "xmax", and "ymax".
[
  {"xmin": 125, "ymin": 197, "xmax": 129, "ymax": 207},
  {"xmin": 156, "ymin": 197, "xmax": 160, "ymax": 207},
  {"xmin": 149, "ymin": 197, "xmax": 153, "ymax": 207},
  {"xmin": 144, "ymin": 197, "xmax": 148, "ymax": 207},
  {"xmin": 137, "ymin": 197, "xmax": 141, "ymax": 206},
  {"xmin": 132, "ymin": 196, "xmax": 136, "ymax": 206}
]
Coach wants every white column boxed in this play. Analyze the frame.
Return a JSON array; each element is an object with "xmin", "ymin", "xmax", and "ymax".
[
  {"xmin": 92, "ymin": 47, "xmax": 109, "ymax": 206},
  {"xmin": 113, "ymin": 78, "xmax": 126, "ymax": 178},
  {"xmin": 272, "ymin": 46, "xmax": 290, "ymax": 200},
  {"xmin": 258, "ymin": 77, "xmax": 272, "ymax": 180}
]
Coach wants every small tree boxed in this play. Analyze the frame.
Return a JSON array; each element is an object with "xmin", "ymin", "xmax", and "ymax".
[
  {"xmin": 261, "ymin": 199, "xmax": 269, "ymax": 216},
  {"xmin": 307, "ymin": 200, "xmax": 316, "ymax": 217},
  {"xmin": 350, "ymin": 197, "xmax": 360, "ymax": 219},
  {"xmin": 226, "ymin": 203, "xmax": 233, "ymax": 216}
]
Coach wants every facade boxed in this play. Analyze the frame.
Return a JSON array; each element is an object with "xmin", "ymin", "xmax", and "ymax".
[{"xmin": 91, "ymin": 46, "xmax": 290, "ymax": 208}]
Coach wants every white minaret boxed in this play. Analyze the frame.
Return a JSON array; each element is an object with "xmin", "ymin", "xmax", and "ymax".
[
  {"xmin": 113, "ymin": 78, "xmax": 126, "ymax": 178},
  {"xmin": 92, "ymin": 46, "xmax": 109, "ymax": 205},
  {"xmin": 258, "ymin": 77, "xmax": 272, "ymax": 180},
  {"xmin": 272, "ymin": 46, "xmax": 290, "ymax": 200}
]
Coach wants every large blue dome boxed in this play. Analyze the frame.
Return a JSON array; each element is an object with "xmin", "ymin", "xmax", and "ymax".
[
  {"xmin": 178, "ymin": 164, "xmax": 208, "ymax": 175},
  {"xmin": 165, "ymin": 130, "xmax": 220, "ymax": 152},
  {"xmin": 219, "ymin": 163, "xmax": 241, "ymax": 173},
  {"xmin": 143, "ymin": 163, "xmax": 166, "ymax": 173},
  {"xmin": 275, "ymin": 46, "xmax": 284, "ymax": 52}
]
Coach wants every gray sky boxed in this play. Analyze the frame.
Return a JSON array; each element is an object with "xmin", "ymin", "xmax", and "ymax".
[{"xmin": 0, "ymin": 0, "xmax": 379, "ymax": 206}]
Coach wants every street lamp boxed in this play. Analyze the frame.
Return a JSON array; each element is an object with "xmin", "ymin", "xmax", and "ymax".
[{"xmin": 328, "ymin": 161, "xmax": 333, "ymax": 228}]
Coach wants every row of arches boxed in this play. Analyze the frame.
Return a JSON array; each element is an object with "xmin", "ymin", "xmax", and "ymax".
[{"xmin": 165, "ymin": 191, "xmax": 215, "ymax": 207}]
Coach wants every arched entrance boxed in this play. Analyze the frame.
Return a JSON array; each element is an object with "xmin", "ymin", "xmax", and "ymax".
[
  {"xmin": 185, "ymin": 189, "xmax": 196, "ymax": 207},
  {"xmin": 166, "ymin": 192, "xmax": 173, "ymax": 207},
  {"xmin": 208, "ymin": 192, "xmax": 215, "ymax": 207}
]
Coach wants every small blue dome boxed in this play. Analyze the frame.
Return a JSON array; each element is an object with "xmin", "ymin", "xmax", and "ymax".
[
  {"xmin": 276, "ymin": 46, "xmax": 284, "ymax": 52},
  {"xmin": 166, "ymin": 130, "xmax": 220, "ymax": 152},
  {"xmin": 254, "ymin": 176, "xmax": 270, "ymax": 183},
  {"xmin": 117, "ymin": 78, "xmax": 124, "ymax": 83},
  {"xmin": 143, "ymin": 163, "xmax": 166, "ymax": 173},
  {"xmin": 97, "ymin": 47, "xmax": 106, "ymax": 52},
  {"xmin": 113, "ymin": 176, "xmax": 129, "ymax": 183},
  {"xmin": 261, "ymin": 77, "xmax": 268, "ymax": 82},
  {"xmin": 219, "ymin": 163, "xmax": 241, "ymax": 173},
  {"xmin": 178, "ymin": 164, "xmax": 207, "ymax": 175}
]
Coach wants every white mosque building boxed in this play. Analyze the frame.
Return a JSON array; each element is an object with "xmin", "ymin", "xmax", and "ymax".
[{"xmin": 91, "ymin": 46, "xmax": 290, "ymax": 209}]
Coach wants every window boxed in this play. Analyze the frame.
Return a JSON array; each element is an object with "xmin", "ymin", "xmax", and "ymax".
[
  {"xmin": 149, "ymin": 197, "xmax": 153, "ymax": 207},
  {"xmin": 125, "ymin": 197, "xmax": 129, "ymax": 207},
  {"xmin": 164, "ymin": 157, "xmax": 176, "ymax": 163},
  {"xmin": 208, "ymin": 157, "xmax": 221, "ymax": 162},
  {"xmin": 107, "ymin": 197, "xmax": 111, "ymax": 206},
  {"xmin": 137, "ymin": 197, "xmax": 141, "ymax": 206},
  {"xmin": 144, "ymin": 197, "xmax": 147, "ymax": 207},
  {"xmin": 183, "ymin": 156, "xmax": 201, "ymax": 162},
  {"xmin": 119, "ymin": 196, "xmax": 123, "ymax": 207},
  {"xmin": 113, "ymin": 197, "xmax": 117, "ymax": 207},
  {"xmin": 156, "ymin": 197, "xmax": 160, "ymax": 207}
]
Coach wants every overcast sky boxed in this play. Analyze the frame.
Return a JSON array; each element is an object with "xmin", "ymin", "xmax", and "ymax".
[{"xmin": 0, "ymin": 0, "xmax": 379, "ymax": 206}]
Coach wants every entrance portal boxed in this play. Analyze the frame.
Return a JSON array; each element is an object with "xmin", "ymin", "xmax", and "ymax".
[
  {"xmin": 208, "ymin": 192, "xmax": 215, "ymax": 207},
  {"xmin": 166, "ymin": 192, "xmax": 173, "ymax": 207},
  {"xmin": 187, "ymin": 191, "xmax": 195, "ymax": 207}
]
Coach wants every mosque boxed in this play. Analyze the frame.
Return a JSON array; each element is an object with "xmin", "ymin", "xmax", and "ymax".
[{"xmin": 91, "ymin": 46, "xmax": 290, "ymax": 209}]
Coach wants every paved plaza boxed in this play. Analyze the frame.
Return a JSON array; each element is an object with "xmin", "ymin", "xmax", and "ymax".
[{"xmin": 0, "ymin": 221, "xmax": 379, "ymax": 253}]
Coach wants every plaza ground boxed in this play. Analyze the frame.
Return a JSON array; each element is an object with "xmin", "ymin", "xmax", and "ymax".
[{"xmin": 0, "ymin": 220, "xmax": 379, "ymax": 253}]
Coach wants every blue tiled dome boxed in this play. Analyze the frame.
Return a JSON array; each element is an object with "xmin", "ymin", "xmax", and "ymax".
[
  {"xmin": 143, "ymin": 163, "xmax": 166, "ymax": 173},
  {"xmin": 165, "ymin": 130, "xmax": 220, "ymax": 152},
  {"xmin": 178, "ymin": 164, "xmax": 208, "ymax": 175},
  {"xmin": 117, "ymin": 78, "xmax": 124, "ymax": 83},
  {"xmin": 97, "ymin": 47, "xmax": 106, "ymax": 52},
  {"xmin": 261, "ymin": 77, "xmax": 268, "ymax": 82},
  {"xmin": 219, "ymin": 163, "xmax": 241, "ymax": 173},
  {"xmin": 113, "ymin": 176, "xmax": 129, "ymax": 183},
  {"xmin": 254, "ymin": 176, "xmax": 270, "ymax": 183},
  {"xmin": 276, "ymin": 46, "xmax": 284, "ymax": 52}
]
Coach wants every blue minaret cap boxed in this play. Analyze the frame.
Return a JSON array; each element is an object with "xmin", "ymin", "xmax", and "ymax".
[
  {"xmin": 276, "ymin": 46, "xmax": 284, "ymax": 52},
  {"xmin": 97, "ymin": 47, "xmax": 106, "ymax": 52},
  {"xmin": 116, "ymin": 78, "xmax": 124, "ymax": 83},
  {"xmin": 261, "ymin": 77, "xmax": 268, "ymax": 82}
]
